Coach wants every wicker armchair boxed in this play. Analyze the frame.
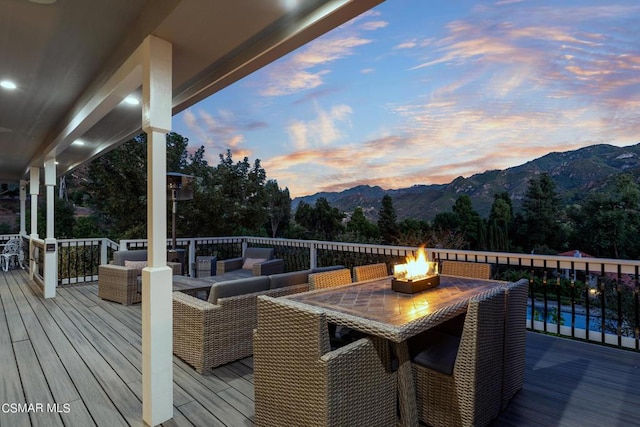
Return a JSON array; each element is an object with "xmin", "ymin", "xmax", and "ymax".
[
  {"xmin": 308, "ymin": 268, "xmax": 352, "ymax": 290},
  {"xmin": 254, "ymin": 296, "xmax": 397, "ymax": 427},
  {"xmin": 411, "ymin": 287, "xmax": 505, "ymax": 427},
  {"xmin": 173, "ymin": 278, "xmax": 309, "ymax": 373},
  {"xmin": 353, "ymin": 263, "xmax": 388, "ymax": 282},
  {"xmin": 98, "ymin": 250, "xmax": 181, "ymax": 305},
  {"xmin": 216, "ymin": 247, "xmax": 284, "ymax": 276},
  {"xmin": 502, "ymin": 278, "xmax": 529, "ymax": 409},
  {"xmin": 441, "ymin": 260, "xmax": 491, "ymax": 279}
]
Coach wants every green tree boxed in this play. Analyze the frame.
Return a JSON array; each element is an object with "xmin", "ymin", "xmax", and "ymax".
[
  {"xmin": 570, "ymin": 174, "xmax": 640, "ymax": 258},
  {"xmin": 26, "ymin": 198, "xmax": 76, "ymax": 239},
  {"xmin": 0, "ymin": 223, "xmax": 12, "ymax": 234},
  {"xmin": 487, "ymin": 192, "xmax": 513, "ymax": 251},
  {"xmin": 346, "ymin": 207, "xmax": 379, "ymax": 241},
  {"xmin": 313, "ymin": 197, "xmax": 345, "ymax": 240},
  {"xmin": 293, "ymin": 201, "xmax": 313, "ymax": 228},
  {"xmin": 426, "ymin": 228, "xmax": 471, "ymax": 250},
  {"xmin": 73, "ymin": 214, "xmax": 108, "ymax": 238},
  {"xmin": 213, "ymin": 150, "xmax": 268, "ymax": 235},
  {"xmin": 185, "ymin": 145, "xmax": 210, "ymax": 178},
  {"xmin": 294, "ymin": 198, "xmax": 344, "ymax": 240},
  {"xmin": 377, "ymin": 195, "xmax": 398, "ymax": 244},
  {"xmin": 396, "ymin": 218, "xmax": 430, "ymax": 246},
  {"xmin": 452, "ymin": 195, "xmax": 486, "ymax": 249},
  {"xmin": 86, "ymin": 134, "xmax": 148, "ymax": 238},
  {"xmin": 54, "ymin": 198, "xmax": 77, "ymax": 238},
  {"xmin": 433, "ymin": 211, "xmax": 459, "ymax": 232},
  {"xmin": 166, "ymin": 132, "xmax": 189, "ymax": 172},
  {"xmin": 179, "ymin": 144, "xmax": 225, "ymax": 237},
  {"xmin": 521, "ymin": 173, "xmax": 564, "ymax": 252},
  {"xmin": 264, "ymin": 180, "xmax": 291, "ymax": 238},
  {"xmin": 86, "ymin": 132, "xmax": 201, "ymax": 239}
]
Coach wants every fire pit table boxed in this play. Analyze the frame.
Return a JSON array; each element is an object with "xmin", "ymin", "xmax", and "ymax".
[{"xmin": 285, "ymin": 274, "xmax": 510, "ymax": 427}]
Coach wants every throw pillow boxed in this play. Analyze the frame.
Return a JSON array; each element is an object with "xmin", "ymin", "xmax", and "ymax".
[
  {"xmin": 124, "ymin": 260, "xmax": 147, "ymax": 274},
  {"xmin": 242, "ymin": 257, "xmax": 266, "ymax": 270}
]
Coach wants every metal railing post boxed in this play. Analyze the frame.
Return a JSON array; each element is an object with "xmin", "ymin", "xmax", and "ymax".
[
  {"xmin": 241, "ymin": 239, "xmax": 248, "ymax": 258},
  {"xmin": 189, "ymin": 239, "xmax": 197, "ymax": 277},
  {"xmin": 310, "ymin": 242, "xmax": 317, "ymax": 270}
]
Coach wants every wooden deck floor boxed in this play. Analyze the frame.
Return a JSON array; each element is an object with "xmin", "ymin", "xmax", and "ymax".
[{"xmin": 2, "ymin": 269, "xmax": 640, "ymax": 427}]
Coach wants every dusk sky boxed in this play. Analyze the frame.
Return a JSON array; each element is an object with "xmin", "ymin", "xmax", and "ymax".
[{"xmin": 172, "ymin": 0, "xmax": 640, "ymax": 198}]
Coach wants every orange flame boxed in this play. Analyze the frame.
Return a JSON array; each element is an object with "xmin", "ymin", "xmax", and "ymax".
[{"xmin": 394, "ymin": 246, "xmax": 438, "ymax": 280}]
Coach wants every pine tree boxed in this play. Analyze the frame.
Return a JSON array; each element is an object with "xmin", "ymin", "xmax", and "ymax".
[
  {"xmin": 377, "ymin": 195, "xmax": 398, "ymax": 244},
  {"xmin": 487, "ymin": 192, "xmax": 513, "ymax": 251},
  {"xmin": 522, "ymin": 173, "xmax": 563, "ymax": 252},
  {"xmin": 347, "ymin": 207, "xmax": 379, "ymax": 241},
  {"xmin": 452, "ymin": 195, "xmax": 485, "ymax": 249},
  {"xmin": 264, "ymin": 180, "xmax": 291, "ymax": 238}
]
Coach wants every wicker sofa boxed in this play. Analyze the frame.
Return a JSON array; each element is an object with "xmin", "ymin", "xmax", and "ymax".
[
  {"xmin": 98, "ymin": 250, "xmax": 182, "ymax": 305},
  {"xmin": 216, "ymin": 247, "xmax": 284, "ymax": 276},
  {"xmin": 173, "ymin": 266, "xmax": 344, "ymax": 373}
]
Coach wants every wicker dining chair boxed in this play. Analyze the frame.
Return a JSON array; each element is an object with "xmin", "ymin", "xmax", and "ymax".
[
  {"xmin": 254, "ymin": 296, "xmax": 397, "ymax": 427},
  {"xmin": 308, "ymin": 268, "xmax": 352, "ymax": 290},
  {"xmin": 441, "ymin": 260, "xmax": 491, "ymax": 279},
  {"xmin": 353, "ymin": 263, "xmax": 388, "ymax": 282},
  {"xmin": 502, "ymin": 278, "xmax": 529, "ymax": 409},
  {"xmin": 411, "ymin": 287, "xmax": 506, "ymax": 427}
]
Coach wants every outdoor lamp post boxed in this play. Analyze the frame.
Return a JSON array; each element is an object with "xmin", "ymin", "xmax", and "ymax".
[{"xmin": 166, "ymin": 172, "xmax": 194, "ymax": 250}]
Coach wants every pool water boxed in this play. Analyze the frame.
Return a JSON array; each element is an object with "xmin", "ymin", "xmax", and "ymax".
[{"xmin": 526, "ymin": 308, "xmax": 602, "ymax": 331}]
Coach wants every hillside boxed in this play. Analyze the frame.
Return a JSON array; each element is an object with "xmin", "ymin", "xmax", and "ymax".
[{"xmin": 292, "ymin": 143, "xmax": 640, "ymax": 221}]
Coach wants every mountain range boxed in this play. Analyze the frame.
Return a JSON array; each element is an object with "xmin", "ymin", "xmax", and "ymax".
[{"xmin": 292, "ymin": 143, "xmax": 640, "ymax": 221}]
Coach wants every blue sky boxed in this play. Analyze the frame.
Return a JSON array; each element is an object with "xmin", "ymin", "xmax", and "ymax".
[{"xmin": 172, "ymin": 0, "xmax": 640, "ymax": 198}]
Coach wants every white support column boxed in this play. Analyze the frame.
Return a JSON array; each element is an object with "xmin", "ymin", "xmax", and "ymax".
[
  {"xmin": 140, "ymin": 35, "xmax": 173, "ymax": 426},
  {"xmin": 29, "ymin": 167, "xmax": 40, "ymax": 278},
  {"xmin": 43, "ymin": 159, "xmax": 57, "ymax": 298},
  {"xmin": 19, "ymin": 180, "xmax": 27, "ymax": 236}
]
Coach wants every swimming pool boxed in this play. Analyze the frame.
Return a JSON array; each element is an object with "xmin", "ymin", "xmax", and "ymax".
[{"xmin": 526, "ymin": 306, "xmax": 602, "ymax": 331}]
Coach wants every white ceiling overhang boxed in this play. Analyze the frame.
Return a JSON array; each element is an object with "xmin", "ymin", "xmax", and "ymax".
[{"xmin": 0, "ymin": 0, "xmax": 384, "ymax": 183}]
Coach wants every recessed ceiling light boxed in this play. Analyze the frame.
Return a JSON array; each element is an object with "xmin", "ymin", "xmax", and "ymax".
[
  {"xmin": 0, "ymin": 80, "xmax": 17, "ymax": 90},
  {"xmin": 73, "ymin": 140, "xmax": 85, "ymax": 146},
  {"xmin": 28, "ymin": 0, "xmax": 57, "ymax": 4},
  {"xmin": 280, "ymin": 0, "xmax": 304, "ymax": 11},
  {"xmin": 124, "ymin": 96, "xmax": 139, "ymax": 105}
]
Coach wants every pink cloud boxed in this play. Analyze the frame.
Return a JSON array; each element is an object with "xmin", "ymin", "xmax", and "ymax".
[
  {"xmin": 360, "ymin": 21, "xmax": 388, "ymax": 31},
  {"xmin": 259, "ymin": 9, "xmax": 389, "ymax": 97},
  {"xmin": 394, "ymin": 41, "xmax": 417, "ymax": 49},
  {"xmin": 286, "ymin": 104, "xmax": 352, "ymax": 149},
  {"xmin": 261, "ymin": 36, "xmax": 371, "ymax": 96}
]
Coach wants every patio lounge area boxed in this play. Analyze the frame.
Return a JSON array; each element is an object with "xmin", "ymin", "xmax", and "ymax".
[{"xmin": 2, "ymin": 268, "xmax": 640, "ymax": 426}]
